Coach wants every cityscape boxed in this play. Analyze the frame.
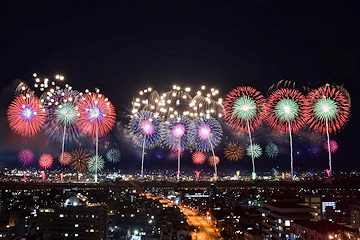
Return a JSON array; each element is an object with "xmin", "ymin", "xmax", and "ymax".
[{"xmin": 1, "ymin": 1, "xmax": 359, "ymax": 240}]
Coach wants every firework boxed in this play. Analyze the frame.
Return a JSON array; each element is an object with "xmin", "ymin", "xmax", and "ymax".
[
  {"xmin": 308, "ymin": 85, "xmax": 350, "ymax": 134},
  {"xmin": 208, "ymin": 155, "xmax": 220, "ymax": 167},
  {"xmin": 18, "ymin": 149, "xmax": 34, "ymax": 166},
  {"xmin": 293, "ymin": 143, "xmax": 308, "ymax": 163},
  {"xmin": 223, "ymin": 142, "xmax": 244, "ymax": 161},
  {"xmin": 88, "ymin": 155, "xmax": 105, "ymax": 173},
  {"xmin": 192, "ymin": 116, "xmax": 222, "ymax": 180},
  {"xmin": 265, "ymin": 89, "xmax": 309, "ymax": 133},
  {"xmin": 129, "ymin": 111, "xmax": 162, "ymax": 148},
  {"xmin": 70, "ymin": 148, "xmax": 91, "ymax": 172},
  {"xmin": 129, "ymin": 111, "xmax": 162, "ymax": 177},
  {"xmin": 224, "ymin": 86, "xmax": 265, "ymax": 133},
  {"xmin": 224, "ymin": 86, "xmax": 265, "ymax": 179},
  {"xmin": 265, "ymin": 143, "xmax": 279, "ymax": 158},
  {"xmin": 192, "ymin": 117, "xmax": 222, "ymax": 152},
  {"xmin": 162, "ymin": 116, "xmax": 194, "ymax": 181},
  {"xmin": 131, "ymin": 87, "xmax": 160, "ymax": 114},
  {"xmin": 246, "ymin": 144, "xmax": 262, "ymax": 158},
  {"xmin": 162, "ymin": 116, "xmax": 193, "ymax": 148},
  {"xmin": 76, "ymin": 91, "xmax": 116, "ymax": 138},
  {"xmin": 39, "ymin": 154, "xmax": 53, "ymax": 170},
  {"xmin": 157, "ymin": 85, "xmax": 194, "ymax": 119},
  {"xmin": 265, "ymin": 88, "xmax": 309, "ymax": 177},
  {"xmin": 192, "ymin": 151, "xmax": 206, "ymax": 165},
  {"xmin": 170, "ymin": 146, "xmax": 184, "ymax": 158},
  {"xmin": 58, "ymin": 152, "xmax": 72, "ymax": 166},
  {"xmin": 106, "ymin": 148, "xmax": 121, "ymax": 163},
  {"xmin": 190, "ymin": 85, "xmax": 224, "ymax": 118},
  {"xmin": 43, "ymin": 89, "xmax": 81, "ymax": 142},
  {"xmin": 324, "ymin": 140, "xmax": 338, "ymax": 154},
  {"xmin": 308, "ymin": 84, "xmax": 350, "ymax": 175},
  {"xmin": 308, "ymin": 146, "xmax": 320, "ymax": 157},
  {"xmin": 156, "ymin": 150, "xmax": 164, "ymax": 159},
  {"xmin": 7, "ymin": 94, "xmax": 46, "ymax": 136}
]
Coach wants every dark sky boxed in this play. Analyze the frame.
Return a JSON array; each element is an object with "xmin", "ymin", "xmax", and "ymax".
[{"xmin": 0, "ymin": 1, "xmax": 358, "ymax": 174}]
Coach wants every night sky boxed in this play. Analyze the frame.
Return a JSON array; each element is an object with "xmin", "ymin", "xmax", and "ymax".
[{"xmin": 0, "ymin": 1, "xmax": 358, "ymax": 174}]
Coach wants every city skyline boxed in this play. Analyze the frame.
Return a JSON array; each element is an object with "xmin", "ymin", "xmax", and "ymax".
[{"xmin": 0, "ymin": 2, "xmax": 358, "ymax": 173}]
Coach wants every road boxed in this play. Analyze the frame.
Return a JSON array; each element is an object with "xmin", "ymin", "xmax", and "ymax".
[
  {"xmin": 147, "ymin": 194, "xmax": 220, "ymax": 239},
  {"xmin": 181, "ymin": 207, "xmax": 219, "ymax": 240}
]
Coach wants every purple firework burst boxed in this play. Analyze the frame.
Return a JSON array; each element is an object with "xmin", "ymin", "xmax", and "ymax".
[{"xmin": 18, "ymin": 149, "xmax": 34, "ymax": 166}]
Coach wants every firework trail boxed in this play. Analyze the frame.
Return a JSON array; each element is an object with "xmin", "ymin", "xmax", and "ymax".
[
  {"xmin": 162, "ymin": 115, "xmax": 193, "ymax": 181},
  {"xmin": 43, "ymin": 89, "xmax": 81, "ymax": 165},
  {"xmin": 208, "ymin": 155, "xmax": 220, "ymax": 168},
  {"xmin": 129, "ymin": 111, "xmax": 162, "ymax": 178},
  {"xmin": 76, "ymin": 90, "xmax": 116, "ymax": 182},
  {"xmin": 308, "ymin": 84, "xmax": 350, "ymax": 175},
  {"xmin": 224, "ymin": 86, "xmax": 265, "ymax": 179},
  {"xmin": 324, "ymin": 140, "xmax": 338, "ymax": 154},
  {"xmin": 192, "ymin": 116, "xmax": 222, "ymax": 180},
  {"xmin": 88, "ymin": 155, "xmax": 105, "ymax": 174},
  {"xmin": 265, "ymin": 87, "xmax": 309, "ymax": 178}
]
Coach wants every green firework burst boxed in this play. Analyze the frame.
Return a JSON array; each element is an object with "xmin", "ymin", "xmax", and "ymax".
[
  {"xmin": 88, "ymin": 155, "xmax": 105, "ymax": 173},
  {"xmin": 55, "ymin": 103, "xmax": 77, "ymax": 126},
  {"xmin": 232, "ymin": 95, "xmax": 258, "ymax": 120},
  {"xmin": 313, "ymin": 98, "xmax": 338, "ymax": 121},
  {"xmin": 274, "ymin": 98, "xmax": 299, "ymax": 122},
  {"xmin": 246, "ymin": 144, "xmax": 262, "ymax": 158}
]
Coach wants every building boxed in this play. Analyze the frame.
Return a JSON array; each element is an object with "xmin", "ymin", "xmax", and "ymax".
[
  {"xmin": 261, "ymin": 201, "xmax": 312, "ymax": 239},
  {"xmin": 303, "ymin": 194, "xmax": 322, "ymax": 221},
  {"xmin": 351, "ymin": 204, "xmax": 360, "ymax": 230},
  {"xmin": 38, "ymin": 193, "xmax": 108, "ymax": 239},
  {"xmin": 291, "ymin": 220, "xmax": 360, "ymax": 240}
]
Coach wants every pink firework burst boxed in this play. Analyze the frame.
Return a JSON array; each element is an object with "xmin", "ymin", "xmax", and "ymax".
[
  {"xmin": 208, "ymin": 155, "xmax": 220, "ymax": 167},
  {"xmin": 39, "ymin": 154, "xmax": 53, "ymax": 170},
  {"xmin": 58, "ymin": 152, "xmax": 72, "ymax": 166},
  {"xmin": 192, "ymin": 151, "xmax": 206, "ymax": 165},
  {"xmin": 223, "ymin": 86, "xmax": 266, "ymax": 133},
  {"xmin": 170, "ymin": 146, "xmax": 184, "ymax": 158},
  {"xmin": 324, "ymin": 140, "xmax": 338, "ymax": 154},
  {"xmin": 76, "ymin": 92, "xmax": 116, "ymax": 138},
  {"xmin": 7, "ymin": 94, "xmax": 46, "ymax": 136},
  {"xmin": 18, "ymin": 149, "xmax": 34, "ymax": 166}
]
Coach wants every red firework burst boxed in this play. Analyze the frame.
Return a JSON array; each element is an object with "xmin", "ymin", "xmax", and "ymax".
[
  {"xmin": 307, "ymin": 85, "xmax": 350, "ymax": 134},
  {"xmin": 223, "ymin": 86, "xmax": 266, "ymax": 133},
  {"xmin": 265, "ymin": 88, "xmax": 309, "ymax": 133},
  {"xmin": 39, "ymin": 154, "xmax": 53, "ymax": 170},
  {"xmin": 208, "ymin": 155, "xmax": 220, "ymax": 167},
  {"xmin": 192, "ymin": 151, "xmax": 205, "ymax": 165},
  {"xmin": 7, "ymin": 94, "xmax": 46, "ymax": 136},
  {"xmin": 76, "ymin": 92, "xmax": 116, "ymax": 138},
  {"xmin": 58, "ymin": 152, "xmax": 72, "ymax": 166}
]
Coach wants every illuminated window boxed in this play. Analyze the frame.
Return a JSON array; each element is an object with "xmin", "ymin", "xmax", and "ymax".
[
  {"xmin": 285, "ymin": 220, "xmax": 290, "ymax": 226},
  {"xmin": 59, "ymin": 214, "xmax": 64, "ymax": 218}
]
